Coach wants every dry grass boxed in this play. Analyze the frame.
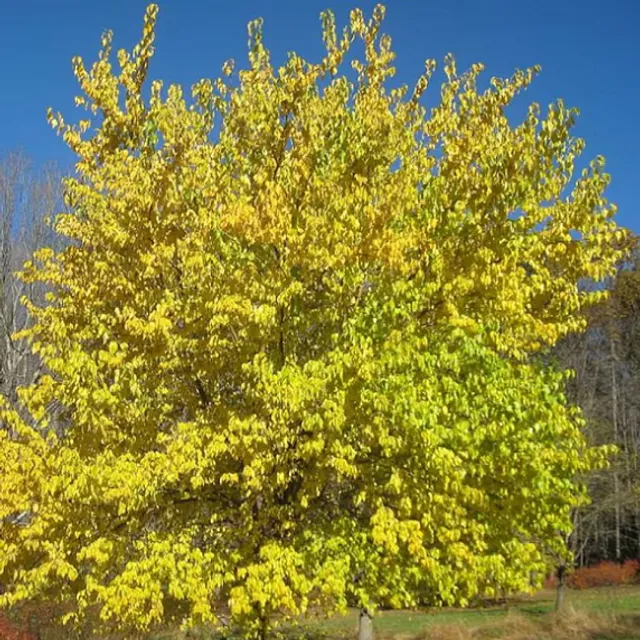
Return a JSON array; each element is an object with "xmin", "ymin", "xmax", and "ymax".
[
  {"xmin": 302, "ymin": 587, "xmax": 640, "ymax": 640},
  {"xmin": 390, "ymin": 607, "xmax": 640, "ymax": 640}
]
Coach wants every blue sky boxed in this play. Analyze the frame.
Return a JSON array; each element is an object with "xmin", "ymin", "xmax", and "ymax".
[{"xmin": 1, "ymin": 0, "xmax": 638, "ymax": 231}]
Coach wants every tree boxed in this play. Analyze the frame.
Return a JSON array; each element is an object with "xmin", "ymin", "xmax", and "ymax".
[
  {"xmin": 0, "ymin": 4, "xmax": 630, "ymax": 637},
  {"xmin": 0, "ymin": 149, "xmax": 61, "ymax": 406},
  {"xmin": 555, "ymin": 246, "xmax": 640, "ymax": 567}
]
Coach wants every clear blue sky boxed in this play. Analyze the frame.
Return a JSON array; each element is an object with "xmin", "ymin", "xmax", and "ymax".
[{"xmin": 1, "ymin": 0, "xmax": 638, "ymax": 231}]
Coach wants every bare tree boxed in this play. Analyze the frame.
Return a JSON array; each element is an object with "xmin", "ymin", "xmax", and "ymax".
[
  {"xmin": 0, "ymin": 149, "xmax": 61, "ymax": 406},
  {"xmin": 555, "ymin": 246, "xmax": 640, "ymax": 566}
]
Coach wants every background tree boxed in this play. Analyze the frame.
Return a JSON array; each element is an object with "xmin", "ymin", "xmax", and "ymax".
[
  {"xmin": 556, "ymin": 247, "xmax": 640, "ymax": 567},
  {"xmin": 0, "ymin": 149, "xmax": 60, "ymax": 406},
  {"xmin": 0, "ymin": 4, "xmax": 630, "ymax": 638}
]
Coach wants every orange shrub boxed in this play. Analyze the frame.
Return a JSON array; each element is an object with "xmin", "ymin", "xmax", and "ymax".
[
  {"xmin": 568, "ymin": 560, "xmax": 640, "ymax": 589},
  {"xmin": 0, "ymin": 612, "xmax": 37, "ymax": 640},
  {"xmin": 542, "ymin": 560, "xmax": 640, "ymax": 590}
]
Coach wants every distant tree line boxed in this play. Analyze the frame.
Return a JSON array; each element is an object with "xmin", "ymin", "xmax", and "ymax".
[
  {"xmin": 556, "ymin": 249, "xmax": 640, "ymax": 566},
  {"xmin": 0, "ymin": 149, "xmax": 61, "ymax": 404}
]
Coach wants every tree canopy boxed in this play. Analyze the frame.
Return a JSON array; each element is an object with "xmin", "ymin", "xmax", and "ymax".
[{"xmin": 0, "ymin": 4, "xmax": 630, "ymax": 637}]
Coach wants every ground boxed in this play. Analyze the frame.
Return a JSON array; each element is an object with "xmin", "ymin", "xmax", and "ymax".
[
  {"xmin": 147, "ymin": 586, "xmax": 640, "ymax": 639},
  {"xmin": 4, "ymin": 586, "xmax": 640, "ymax": 639},
  {"xmin": 295, "ymin": 585, "xmax": 640, "ymax": 639}
]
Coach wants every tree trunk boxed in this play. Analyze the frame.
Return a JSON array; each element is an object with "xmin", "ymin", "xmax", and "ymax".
[
  {"xmin": 610, "ymin": 335, "xmax": 622, "ymax": 562},
  {"xmin": 256, "ymin": 611, "xmax": 269, "ymax": 640},
  {"xmin": 636, "ymin": 502, "xmax": 640, "ymax": 558},
  {"xmin": 555, "ymin": 564, "xmax": 566, "ymax": 613},
  {"xmin": 358, "ymin": 608, "xmax": 374, "ymax": 640}
]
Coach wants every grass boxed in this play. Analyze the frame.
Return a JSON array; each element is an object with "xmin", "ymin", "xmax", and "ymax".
[
  {"xmin": 288, "ymin": 586, "xmax": 640, "ymax": 639},
  {"xmin": 149, "ymin": 586, "xmax": 640, "ymax": 639},
  {"xmin": 8, "ymin": 586, "xmax": 640, "ymax": 639}
]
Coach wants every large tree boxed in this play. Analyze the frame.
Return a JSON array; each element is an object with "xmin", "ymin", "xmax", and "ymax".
[{"xmin": 0, "ymin": 4, "xmax": 630, "ymax": 637}]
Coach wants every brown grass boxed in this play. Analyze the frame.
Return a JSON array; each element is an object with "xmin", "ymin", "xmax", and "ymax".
[{"xmin": 394, "ymin": 607, "xmax": 640, "ymax": 640}]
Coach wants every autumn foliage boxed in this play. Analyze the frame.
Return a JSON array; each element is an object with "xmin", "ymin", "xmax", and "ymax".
[
  {"xmin": 0, "ymin": 613, "xmax": 36, "ymax": 640},
  {"xmin": 0, "ymin": 3, "xmax": 630, "ymax": 638},
  {"xmin": 544, "ymin": 560, "xmax": 640, "ymax": 590},
  {"xmin": 570, "ymin": 561, "xmax": 640, "ymax": 589}
]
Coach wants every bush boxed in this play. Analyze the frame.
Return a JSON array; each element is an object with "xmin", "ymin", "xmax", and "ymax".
[
  {"xmin": 0, "ymin": 611, "xmax": 37, "ymax": 640},
  {"xmin": 571, "ymin": 559, "xmax": 640, "ymax": 589},
  {"xmin": 543, "ymin": 560, "xmax": 640, "ymax": 590},
  {"xmin": 567, "ymin": 560, "xmax": 639, "ymax": 589}
]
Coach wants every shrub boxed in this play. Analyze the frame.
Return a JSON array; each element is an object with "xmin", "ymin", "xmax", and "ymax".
[
  {"xmin": 568, "ymin": 560, "xmax": 640, "ymax": 589},
  {"xmin": 543, "ymin": 560, "xmax": 640, "ymax": 590},
  {"xmin": 0, "ymin": 612, "xmax": 37, "ymax": 640}
]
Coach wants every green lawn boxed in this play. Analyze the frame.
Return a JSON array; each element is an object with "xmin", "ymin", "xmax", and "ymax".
[
  {"xmin": 12, "ymin": 585, "xmax": 640, "ymax": 639},
  {"xmin": 294, "ymin": 586, "xmax": 640, "ymax": 639},
  {"xmin": 147, "ymin": 585, "xmax": 640, "ymax": 639}
]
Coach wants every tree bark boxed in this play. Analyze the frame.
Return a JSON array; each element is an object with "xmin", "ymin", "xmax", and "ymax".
[
  {"xmin": 555, "ymin": 564, "xmax": 566, "ymax": 613},
  {"xmin": 610, "ymin": 334, "xmax": 622, "ymax": 562},
  {"xmin": 358, "ymin": 608, "xmax": 374, "ymax": 640}
]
